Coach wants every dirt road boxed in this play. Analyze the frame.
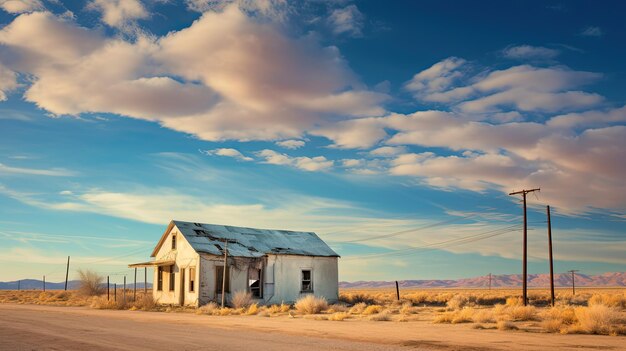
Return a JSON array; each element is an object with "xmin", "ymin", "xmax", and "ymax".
[{"xmin": 0, "ymin": 304, "xmax": 623, "ymax": 351}]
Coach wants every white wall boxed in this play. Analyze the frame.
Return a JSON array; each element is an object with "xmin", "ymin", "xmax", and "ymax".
[
  {"xmin": 266, "ymin": 255, "xmax": 338, "ymax": 304},
  {"xmin": 152, "ymin": 225, "xmax": 200, "ymax": 306}
]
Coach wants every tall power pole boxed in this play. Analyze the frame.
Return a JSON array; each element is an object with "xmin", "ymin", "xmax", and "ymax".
[
  {"xmin": 509, "ymin": 188, "xmax": 540, "ymax": 306},
  {"xmin": 546, "ymin": 206, "xmax": 555, "ymax": 306},
  {"xmin": 64, "ymin": 256, "xmax": 71, "ymax": 291},
  {"xmin": 568, "ymin": 270, "xmax": 579, "ymax": 296}
]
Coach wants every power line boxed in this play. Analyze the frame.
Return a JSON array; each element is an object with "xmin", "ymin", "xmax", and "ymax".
[{"xmin": 341, "ymin": 224, "xmax": 520, "ymax": 261}]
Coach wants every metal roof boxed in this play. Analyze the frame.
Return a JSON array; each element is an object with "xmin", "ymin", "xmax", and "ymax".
[{"xmin": 172, "ymin": 220, "xmax": 339, "ymax": 258}]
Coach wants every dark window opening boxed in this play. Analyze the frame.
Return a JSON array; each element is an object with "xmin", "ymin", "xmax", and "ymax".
[
  {"xmin": 249, "ymin": 268, "xmax": 262, "ymax": 298},
  {"xmin": 215, "ymin": 266, "xmax": 230, "ymax": 293},
  {"xmin": 301, "ymin": 269, "xmax": 312, "ymax": 292},
  {"xmin": 169, "ymin": 265, "xmax": 175, "ymax": 291},
  {"xmin": 189, "ymin": 267, "xmax": 196, "ymax": 293},
  {"xmin": 157, "ymin": 266, "xmax": 164, "ymax": 291},
  {"xmin": 171, "ymin": 234, "xmax": 177, "ymax": 250}
]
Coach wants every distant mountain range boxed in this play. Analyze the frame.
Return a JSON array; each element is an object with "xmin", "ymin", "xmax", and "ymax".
[
  {"xmin": 339, "ymin": 272, "xmax": 626, "ymax": 289},
  {"xmin": 0, "ymin": 279, "xmax": 152, "ymax": 290}
]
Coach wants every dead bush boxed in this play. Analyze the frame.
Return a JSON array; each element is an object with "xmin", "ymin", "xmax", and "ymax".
[
  {"xmin": 294, "ymin": 295, "xmax": 328, "ymax": 314},
  {"xmin": 369, "ymin": 312, "xmax": 391, "ymax": 321},
  {"xmin": 197, "ymin": 302, "xmax": 219, "ymax": 315},
  {"xmin": 77, "ymin": 269, "xmax": 105, "ymax": 296},
  {"xmin": 362, "ymin": 305, "xmax": 383, "ymax": 315},
  {"xmin": 349, "ymin": 302, "xmax": 367, "ymax": 314},
  {"xmin": 230, "ymin": 291, "xmax": 253, "ymax": 308},
  {"xmin": 133, "ymin": 294, "xmax": 156, "ymax": 311},
  {"xmin": 446, "ymin": 295, "xmax": 469, "ymax": 310},
  {"xmin": 497, "ymin": 320, "xmax": 518, "ymax": 331},
  {"xmin": 573, "ymin": 305, "xmax": 618, "ymax": 335},
  {"xmin": 328, "ymin": 312, "xmax": 350, "ymax": 321}
]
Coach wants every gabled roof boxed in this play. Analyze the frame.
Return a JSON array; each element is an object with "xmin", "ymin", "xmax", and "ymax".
[{"xmin": 151, "ymin": 220, "xmax": 339, "ymax": 258}]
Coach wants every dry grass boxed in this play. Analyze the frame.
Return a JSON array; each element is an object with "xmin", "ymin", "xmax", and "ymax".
[
  {"xmin": 572, "ymin": 305, "xmax": 619, "ymax": 335},
  {"xmin": 230, "ymin": 291, "xmax": 253, "ymax": 308},
  {"xmin": 77, "ymin": 269, "xmax": 105, "ymax": 296},
  {"xmin": 294, "ymin": 295, "xmax": 328, "ymax": 315},
  {"xmin": 328, "ymin": 312, "xmax": 350, "ymax": 321},
  {"xmin": 497, "ymin": 320, "xmax": 518, "ymax": 330}
]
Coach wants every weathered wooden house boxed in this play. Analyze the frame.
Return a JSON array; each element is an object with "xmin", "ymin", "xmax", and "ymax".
[{"xmin": 129, "ymin": 220, "xmax": 339, "ymax": 306}]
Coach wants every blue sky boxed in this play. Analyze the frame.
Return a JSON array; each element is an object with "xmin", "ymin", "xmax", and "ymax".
[{"xmin": 0, "ymin": 0, "xmax": 624, "ymax": 284}]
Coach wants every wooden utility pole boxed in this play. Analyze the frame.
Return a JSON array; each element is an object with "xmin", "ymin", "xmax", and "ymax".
[
  {"xmin": 64, "ymin": 256, "xmax": 71, "ymax": 291},
  {"xmin": 123, "ymin": 276, "xmax": 127, "ymax": 306},
  {"xmin": 43, "ymin": 275, "xmax": 46, "ymax": 292},
  {"xmin": 144, "ymin": 267, "xmax": 147, "ymax": 295},
  {"xmin": 221, "ymin": 240, "xmax": 228, "ymax": 308},
  {"xmin": 114, "ymin": 283, "xmax": 117, "ymax": 302},
  {"xmin": 134, "ymin": 268, "xmax": 137, "ymax": 301},
  {"xmin": 547, "ymin": 206, "xmax": 555, "ymax": 307},
  {"xmin": 107, "ymin": 276, "xmax": 110, "ymax": 301},
  {"xmin": 488, "ymin": 273, "xmax": 492, "ymax": 290},
  {"xmin": 17, "ymin": 280, "xmax": 20, "ymax": 291},
  {"xmin": 568, "ymin": 270, "xmax": 579, "ymax": 296},
  {"xmin": 509, "ymin": 188, "xmax": 540, "ymax": 306},
  {"xmin": 395, "ymin": 281, "xmax": 400, "ymax": 301}
]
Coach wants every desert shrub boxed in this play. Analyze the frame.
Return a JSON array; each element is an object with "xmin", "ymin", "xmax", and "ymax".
[
  {"xmin": 472, "ymin": 309, "xmax": 495, "ymax": 323},
  {"xmin": 588, "ymin": 294, "xmax": 626, "ymax": 309},
  {"xmin": 508, "ymin": 305, "xmax": 537, "ymax": 321},
  {"xmin": 246, "ymin": 303, "xmax": 259, "ymax": 315},
  {"xmin": 326, "ymin": 303, "xmax": 349, "ymax": 313},
  {"xmin": 497, "ymin": 320, "xmax": 518, "ymax": 331},
  {"xmin": 339, "ymin": 292, "xmax": 377, "ymax": 305},
  {"xmin": 77, "ymin": 269, "xmax": 105, "ymax": 296},
  {"xmin": 328, "ymin": 312, "xmax": 350, "ymax": 321},
  {"xmin": 362, "ymin": 305, "xmax": 383, "ymax": 315},
  {"xmin": 90, "ymin": 296, "xmax": 126, "ymax": 310},
  {"xmin": 400, "ymin": 301, "xmax": 418, "ymax": 315},
  {"xmin": 267, "ymin": 303, "xmax": 290, "ymax": 314},
  {"xmin": 218, "ymin": 307, "xmax": 234, "ymax": 316},
  {"xmin": 433, "ymin": 312, "xmax": 455, "ymax": 324},
  {"xmin": 447, "ymin": 295, "xmax": 469, "ymax": 310},
  {"xmin": 541, "ymin": 306, "xmax": 577, "ymax": 325},
  {"xmin": 541, "ymin": 319, "xmax": 566, "ymax": 333},
  {"xmin": 573, "ymin": 305, "xmax": 618, "ymax": 335},
  {"xmin": 294, "ymin": 295, "xmax": 328, "ymax": 314},
  {"xmin": 349, "ymin": 302, "xmax": 367, "ymax": 314},
  {"xmin": 505, "ymin": 297, "xmax": 523, "ymax": 307},
  {"xmin": 133, "ymin": 294, "xmax": 156, "ymax": 311},
  {"xmin": 230, "ymin": 291, "xmax": 253, "ymax": 309},
  {"xmin": 369, "ymin": 312, "xmax": 391, "ymax": 321},
  {"xmin": 197, "ymin": 302, "xmax": 219, "ymax": 315},
  {"xmin": 451, "ymin": 308, "xmax": 474, "ymax": 324}
]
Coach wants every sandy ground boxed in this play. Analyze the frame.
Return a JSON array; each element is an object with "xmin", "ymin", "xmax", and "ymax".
[{"xmin": 0, "ymin": 304, "xmax": 624, "ymax": 351}]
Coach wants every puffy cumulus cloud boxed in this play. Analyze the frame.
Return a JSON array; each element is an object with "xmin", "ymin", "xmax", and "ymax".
[
  {"xmin": 87, "ymin": 0, "xmax": 148, "ymax": 29},
  {"xmin": 256, "ymin": 149, "xmax": 333, "ymax": 172},
  {"xmin": 502, "ymin": 45, "xmax": 560, "ymax": 60},
  {"xmin": 0, "ymin": 0, "xmax": 43, "ymax": 13},
  {"xmin": 201, "ymin": 148, "xmax": 253, "ymax": 161},
  {"xmin": 275, "ymin": 139, "xmax": 305, "ymax": 149},
  {"xmin": 316, "ymin": 106, "xmax": 626, "ymax": 214},
  {"xmin": 405, "ymin": 57, "xmax": 467, "ymax": 101},
  {"xmin": 328, "ymin": 4, "xmax": 364, "ymax": 37},
  {"xmin": 0, "ymin": 7, "xmax": 386, "ymax": 141},
  {"xmin": 406, "ymin": 58, "xmax": 603, "ymax": 114}
]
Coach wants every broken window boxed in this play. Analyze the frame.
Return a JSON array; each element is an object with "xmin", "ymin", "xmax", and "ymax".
[
  {"xmin": 301, "ymin": 269, "xmax": 312, "ymax": 292},
  {"xmin": 189, "ymin": 267, "xmax": 196, "ymax": 293},
  {"xmin": 169, "ymin": 265, "xmax": 175, "ymax": 291},
  {"xmin": 215, "ymin": 266, "xmax": 230, "ymax": 293},
  {"xmin": 157, "ymin": 266, "xmax": 164, "ymax": 291},
  {"xmin": 248, "ymin": 268, "xmax": 262, "ymax": 298},
  {"xmin": 171, "ymin": 233, "xmax": 177, "ymax": 250}
]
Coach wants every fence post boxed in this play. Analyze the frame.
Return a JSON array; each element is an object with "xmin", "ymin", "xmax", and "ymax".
[
  {"xmin": 107, "ymin": 276, "xmax": 110, "ymax": 301},
  {"xmin": 134, "ymin": 268, "xmax": 137, "ymax": 301},
  {"xmin": 114, "ymin": 283, "xmax": 117, "ymax": 302},
  {"xmin": 123, "ymin": 276, "xmax": 126, "ymax": 306},
  {"xmin": 395, "ymin": 281, "xmax": 400, "ymax": 301}
]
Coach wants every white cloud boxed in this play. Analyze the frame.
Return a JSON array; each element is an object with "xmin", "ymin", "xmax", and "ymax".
[
  {"xmin": 406, "ymin": 58, "xmax": 603, "ymax": 114},
  {"xmin": 275, "ymin": 139, "xmax": 305, "ymax": 149},
  {"xmin": 369, "ymin": 146, "xmax": 406, "ymax": 157},
  {"xmin": 185, "ymin": 0, "xmax": 289, "ymax": 22},
  {"xmin": 0, "ymin": 163, "xmax": 76, "ymax": 176},
  {"xmin": 201, "ymin": 148, "xmax": 253, "ymax": 161},
  {"xmin": 256, "ymin": 149, "xmax": 333, "ymax": 172},
  {"xmin": 328, "ymin": 4, "xmax": 364, "ymax": 37},
  {"xmin": 0, "ymin": 0, "xmax": 43, "ymax": 13},
  {"xmin": 87, "ymin": 0, "xmax": 148, "ymax": 29},
  {"xmin": 0, "ymin": 8, "xmax": 386, "ymax": 142},
  {"xmin": 581, "ymin": 26, "xmax": 603, "ymax": 37},
  {"xmin": 502, "ymin": 45, "xmax": 559, "ymax": 60},
  {"xmin": 0, "ymin": 64, "xmax": 18, "ymax": 101},
  {"xmin": 405, "ymin": 57, "xmax": 467, "ymax": 101}
]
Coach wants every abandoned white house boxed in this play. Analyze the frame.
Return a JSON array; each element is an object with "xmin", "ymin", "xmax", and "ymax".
[{"xmin": 129, "ymin": 220, "xmax": 339, "ymax": 306}]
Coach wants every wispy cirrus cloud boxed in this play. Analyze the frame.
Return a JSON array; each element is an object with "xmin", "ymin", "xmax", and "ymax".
[
  {"xmin": 502, "ymin": 44, "xmax": 560, "ymax": 60},
  {"xmin": 0, "ymin": 163, "xmax": 76, "ymax": 177}
]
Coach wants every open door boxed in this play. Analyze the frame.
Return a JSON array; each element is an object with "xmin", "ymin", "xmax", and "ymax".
[{"xmin": 179, "ymin": 268, "xmax": 185, "ymax": 306}]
